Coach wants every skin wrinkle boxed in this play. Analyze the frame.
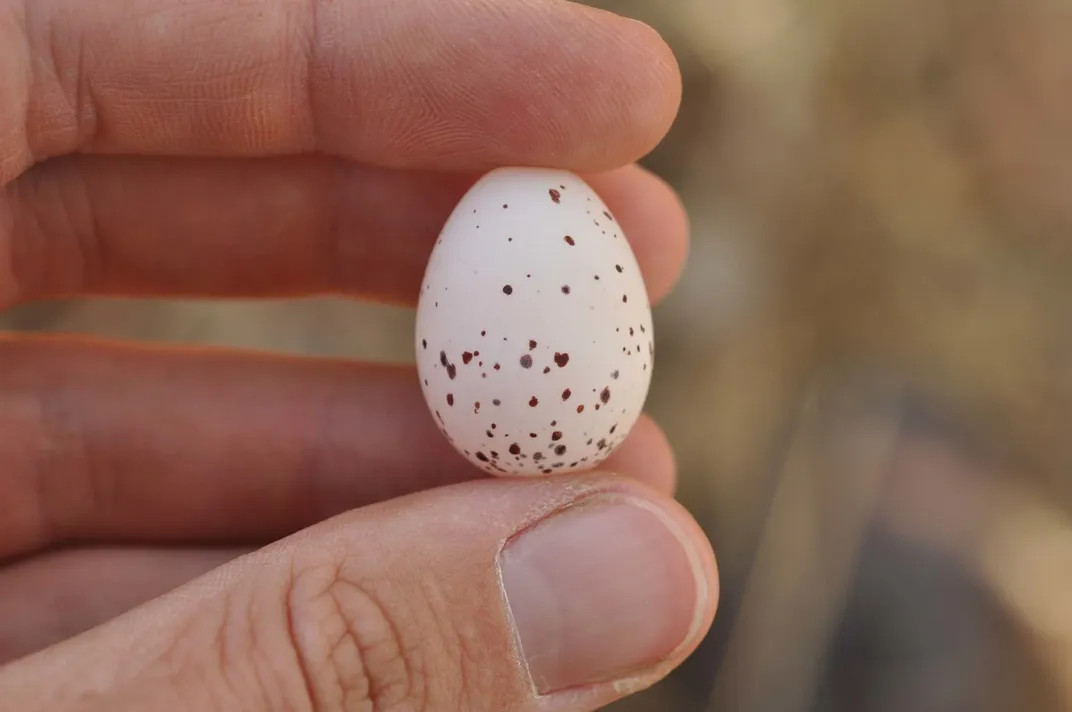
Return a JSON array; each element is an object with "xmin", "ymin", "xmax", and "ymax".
[
  {"xmin": 285, "ymin": 559, "xmax": 417, "ymax": 710},
  {"xmin": 4, "ymin": 166, "xmax": 94, "ymax": 300},
  {"xmin": 421, "ymin": 571, "xmax": 477, "ymax": 711},
  {"xmin": 302, "ymin": 0, "xmax": 326, "ymax": 156},
  {"xmin": 0, "ymin": 191, "xmax": 19, "ymax": 303},
  {"xmin": 20, "ymin": 0, "xmax": 90, "ymax": 164},
  {"xmin": 0, "ymin": 374, "xmax": 90, "ymax": 555},
  {"xmin": 0, "ymin": 0, "xmax": 32, "ymax": 184}
]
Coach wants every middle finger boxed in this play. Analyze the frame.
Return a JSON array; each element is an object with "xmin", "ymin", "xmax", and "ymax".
[{"xmin": 1, "ymin": 158, "xmax": 689, "ymax": 306}]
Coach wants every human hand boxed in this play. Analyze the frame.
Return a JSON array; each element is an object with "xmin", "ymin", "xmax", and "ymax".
[{"xmin": 0, "ymin": 0, "xmax": 718, "ymax": 710}]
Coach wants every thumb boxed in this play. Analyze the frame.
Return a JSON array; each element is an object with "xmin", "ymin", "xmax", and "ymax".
[{"xmin": 0, "ymin": 474, "xmax": 717, "ymax": 712}]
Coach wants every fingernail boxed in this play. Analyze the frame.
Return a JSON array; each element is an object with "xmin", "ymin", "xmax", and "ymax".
[{"xmin": 499, "ymin": 495, "xmax": 707, "ymax": 694}]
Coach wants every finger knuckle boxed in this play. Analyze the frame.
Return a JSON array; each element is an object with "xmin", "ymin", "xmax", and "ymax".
[
  {"xmin": 3, "ymin": 162, "xmax": 100, "ymax": 301},
  {"xmin": 283, "ymin": 559, "xmax": 440, "ymax": 712},
  {"xmin": 2, "ymin": 0, "xmax": 99, "ymax": 175},
  {"xmin": 0, "ymin": 0, "xmax": 33, "ymax": 185}
]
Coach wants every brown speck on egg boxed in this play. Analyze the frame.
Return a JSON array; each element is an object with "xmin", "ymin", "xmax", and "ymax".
[
  {"xmin": 509, "ymin": 443, "xmax": 521, "ymax": 455},
  {"xmin": 629, "ymin": 328, "xmax": 634, "ymax": 336},
  {"xmin": 476, "ymin": 452, "xmax": 489, "ymax": 462},
  {"xmin": 554, "ymin": 352, "xmax": 570, "ymax": 368},
  {"xmin": 543, "ymin": 366, "xmax": 550, "ymax": 374},
  {"xmin": 551, "ymin": 431, "xmax": 563, "ymax": 441},
  {"xmin": 551, "ymin": 420, "xmax": 557, "ymax": 426},
  {"xmin": 520, "ymin": 355, "xmax": 533, "ymax": 369},
  {"xmin": 533, "ymin": 452, "xmax": 544, "ymax": 462},
  {"xmin": 422, "ymin": 339, "xmax": 427, "ymax": 349},
  {"xmin": 615, "ymin": 264, "xmax": 623, "ymax": 273},
  {"xmin": 494, "ymin": 363, "xmax": 501, "ymax": 370},
  {"xmin": 502, "ymin": 285, "xmax": 513, "ymax": 295},
  {"xmin": 530, "ymin": 433, "xmax": 538, "ymax": 439},
  {"xmin": 597, "ymin": 438, "xmax": 608, "ymax": 450},
  {"xmin": 529, "ymin": 396, "xmax": 539, "ymax": 407},
  {"xmin": 474, "ymin": 401, "xmax": 481, "ymax": 413},
  {"xmin": 549, "ymin": 189, "xmax": 561, "ymax": 203},
  {"xmin": 502, "ymin": 204, "xmax": 508, "ymax": 209},
  {"xmin": 462, "ymin": 351, "xmax": 473, "ymax": 364},
  {"xmin": 610, "ymin": 424, "xmax": 618, "ymax": 434},
  {"xmin": 447, "ymin": 363, "xmax": 457, "ymax": 380},
  {"xmin": 622, "ymin": 294, "xmax": 628, "ymax": 303},
  {"xmin": 481, "ymin": 330, "xmax": 487, "ymax": 336},
  {"xmin": 611, "ymin": 370, "xmax": 620, "ymax": 380},
  {"xmin": 564, "ymin": 235, "xmax": 575, "ymax": 246},
  {"xmin": 554, "ymin": 445, "xmax": 567, "ymax": 456},
  {"xmin": 600, "ymin": 387, "xmax": 611, "ymax": 404},
  {"xmin": 562, "ymin": 388, "xmax": 571, "ymax": 401},
  {"xmin": 577, "ymin": 405, "xmax": 584, "ymax": 413},
  {"xmin": 493, "ymin": 399, "xmax": 501, "ymax": 406},
  {"xmin": 446, "ymin": 394, "xmax": 454, "ymax": 406},
  {"xmin": 486, "ymin": 429, "xmax": 494, "ymax": 438},
  {"xmin": 604, "ymin": 211, "xmax": 614, "ymax": 222},
  {"xmin": 561, "ymin": 285, "xmax": 570, "ymax": 294},
  {"xmin": 436, "ymin": 410, "xmax": 444, "ymax": 423},
  {"xmin": 529, "ymin": 339, "xmax": 537, "ymax": 350},
  {"xmin": 439, "ymin": 351, "xmax": 448, "ymax": 367}
]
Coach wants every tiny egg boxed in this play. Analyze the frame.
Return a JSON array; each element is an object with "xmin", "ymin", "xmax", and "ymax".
[{"xmin": 415, "ymin": 168, "xmax": 654, "ymax": 477}]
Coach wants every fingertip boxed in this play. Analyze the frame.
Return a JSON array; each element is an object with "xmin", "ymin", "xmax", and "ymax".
[
  {"xmin": 586, "ymin": 164, "xmax": 691, "ymax": 304},
  {"xmin": 564, "ymin": 5, "xmax": 684, "ymax": 168},
  {"xmin": 602, "ymin": 414, "xmax": 678, "ymax": 495}
]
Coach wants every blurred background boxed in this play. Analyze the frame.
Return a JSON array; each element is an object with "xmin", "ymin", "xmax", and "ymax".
[{"xmin": 5, "ymin": 0, "xmax": 1072, "ymax": 709}]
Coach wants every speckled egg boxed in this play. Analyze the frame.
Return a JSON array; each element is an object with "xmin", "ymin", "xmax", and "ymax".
[{"xmin": 415, "ymin": 167, "xmax": 654, "ymax": 477}]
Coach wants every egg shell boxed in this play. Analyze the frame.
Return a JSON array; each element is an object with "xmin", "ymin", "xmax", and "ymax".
[{"xmin": 415, "ymin": 167, "xmax": 654, "ymax": 477}]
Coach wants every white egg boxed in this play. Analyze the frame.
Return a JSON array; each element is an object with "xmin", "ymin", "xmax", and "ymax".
[{"xmin": 415, "ymin": 167, "xmax": 654, "ymax": 477}]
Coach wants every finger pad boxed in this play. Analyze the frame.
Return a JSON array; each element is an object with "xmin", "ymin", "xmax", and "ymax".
[
  {"xmin": 602, "ymin": 415, "xmax": 677, "ymax": 495},
  {"xmin": 587, "ymin": 165, "xmax": 690, "ymax": 304}
]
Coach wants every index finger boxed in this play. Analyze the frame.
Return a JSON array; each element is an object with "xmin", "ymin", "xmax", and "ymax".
[{"xmin": 3, "ymin": 0, "xmax": 681, "ymax": 182}]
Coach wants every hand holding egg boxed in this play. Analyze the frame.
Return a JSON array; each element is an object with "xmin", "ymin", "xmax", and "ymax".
[{"xmin": 0, "ymin": 0, "xmax": 717, "ymax": 708}]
